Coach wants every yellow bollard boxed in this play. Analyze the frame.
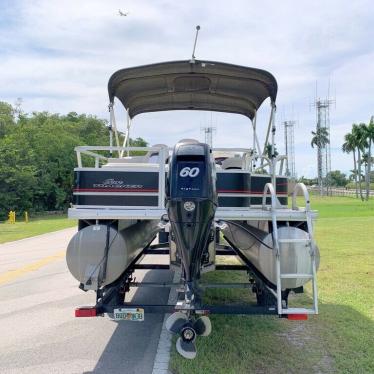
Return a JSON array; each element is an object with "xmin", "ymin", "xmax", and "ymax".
[
  {"xmin": 8, "ymin": 211, "xmax": 16, "ymax": 224},
  {"xmin": 24, "ymin": 211, "xmax": 29, "ymax": 223}
]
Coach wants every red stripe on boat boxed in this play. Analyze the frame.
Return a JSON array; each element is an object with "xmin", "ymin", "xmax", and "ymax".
[{"xmin": 73, "ymin": 188, "xmax": 159, "ymax": 193}]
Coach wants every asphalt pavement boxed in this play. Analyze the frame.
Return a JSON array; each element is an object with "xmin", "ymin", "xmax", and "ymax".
[{"xmin": 0, "ymin": 228, "xmax": 173, "ymax": 374}]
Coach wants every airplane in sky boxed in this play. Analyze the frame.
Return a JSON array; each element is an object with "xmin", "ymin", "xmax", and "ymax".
[{"xmin": 118, "ymin": 9, "xmax": 129, "ymax": 16}]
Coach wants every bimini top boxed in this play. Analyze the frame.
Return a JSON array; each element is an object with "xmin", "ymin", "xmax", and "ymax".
[{"xmin": 108, "ymin": 60, "xmax": 277, "ymax": 119}]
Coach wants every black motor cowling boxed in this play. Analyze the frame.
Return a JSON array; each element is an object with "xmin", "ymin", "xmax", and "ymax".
[{"xmin": 166, "ymin": 141, "xmax": 217, "ymax": 295}]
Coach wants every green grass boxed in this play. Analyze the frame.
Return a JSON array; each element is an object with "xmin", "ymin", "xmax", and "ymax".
[
  {"xmin": 0, "ymin": 214, "xmax": 76, "ymax": 244},
  {"xmin": 308, "ymin": 194, "xmax": 374, "ymax": 218},
  {"xmin": 170, "ymin": 196, "xmax": 374, "ymax": 374}
]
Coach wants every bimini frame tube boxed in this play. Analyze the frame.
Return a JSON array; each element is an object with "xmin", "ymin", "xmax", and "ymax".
[
  {"xmin": 107, "ymin": 104, "xmax": 113, "ymax": 157},
  {"xmin": 258, "ymin": 101, "xmax": 277, "ymax": 191},
  {"xmin": 120, "ymin": 110, "xmax": 132, "ymax": 158},
  {"xmin": 251, "ymin": 110, "xmax": 262, "ymax": 160},
  {"xmin": 252, "ymin": 110, "xmax": 256, "ymax": 155},
  {"xmin": 261, "ymin": 102, "xmax": 276, "ymax": 162},
  {"xmin": 270, "ymin": 105, "xmax": 277, "ymax": 190},
  {"xmin": 109, "ymin": 102, "xmax": 121, "ymax": 158},
  {"xmin": 126, "ymin": 112, "xmax": 131, "ymax": 157}
]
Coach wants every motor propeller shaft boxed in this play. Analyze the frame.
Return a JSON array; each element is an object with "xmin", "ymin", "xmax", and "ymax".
[{"xmin": 166, "ymin": 311, "xmax": 212, "ymax": 359}]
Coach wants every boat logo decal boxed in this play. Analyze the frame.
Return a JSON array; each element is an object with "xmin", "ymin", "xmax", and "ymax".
[{"xmin": 93, "ymin": 178, "xmax": 143, "ymax": 189}]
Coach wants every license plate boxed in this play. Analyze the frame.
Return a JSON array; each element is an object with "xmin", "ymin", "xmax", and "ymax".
[{"xmin": 113, "ymin": 308, "xmax": 144, "ymax": 321}]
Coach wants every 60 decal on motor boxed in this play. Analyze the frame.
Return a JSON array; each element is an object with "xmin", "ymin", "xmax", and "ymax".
[{"xmin": 179, "ymin": 167, "xmax": 200, "ymax": 177}]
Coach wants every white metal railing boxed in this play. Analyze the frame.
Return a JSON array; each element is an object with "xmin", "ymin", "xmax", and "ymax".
[
  {"xmin": 262, "ymin": 183, "xmax": 283, "ymax": 313},
  {"xmin": 75, "ymin": 145, "xmax": 288, "ymax": 175},
  {"xmin": 262, "ymin": 182, "xmax": 318, "ymax": 315},
  {"xmin": 292, "ymin": 182, "xmax": 311, "ymax": 211},
  {"xmin": 291, "ymin": 183, "xmax": 318, "ymax": 314},
  {"xmin": 211, "ymin": 149, "xmax": 288, "ymax": 177},
  {"xmin": 75, "ymin": 145, "xmax": 169, "ymax": 168},
  {"xmin": 247, "ymin": 154, "xmax": 288, "ymax": 177},
  {"xmin": 74, "ymin": 145, "xmax": 168, "ymax": 209},
  {"xmin": 73, "ymin": 145, "xmax": 290, "ymax": 212}
]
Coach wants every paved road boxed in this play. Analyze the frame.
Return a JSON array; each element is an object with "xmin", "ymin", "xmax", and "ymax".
[{"xmin": 0, "ymin": 228, "xmax": 173, "ymax": 374}]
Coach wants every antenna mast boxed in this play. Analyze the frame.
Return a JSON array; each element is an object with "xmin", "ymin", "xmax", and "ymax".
[{"xmin": 191, "ymin": 25, "xmax": 201, "ymax": 63}]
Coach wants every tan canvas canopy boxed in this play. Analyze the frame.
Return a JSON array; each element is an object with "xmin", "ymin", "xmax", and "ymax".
[{"xmin": 108, "ymin": 60, "xmax": 277, "ymax": 119}]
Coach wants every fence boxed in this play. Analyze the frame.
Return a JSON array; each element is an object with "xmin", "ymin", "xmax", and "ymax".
[{"xmin": 308, "ymin": 187, "xmax": 374, "ymax": 197}]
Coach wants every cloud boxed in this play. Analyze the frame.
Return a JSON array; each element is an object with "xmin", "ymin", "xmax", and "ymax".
[{"xmin": 0, "ymin": 0, "xmax": 373, "ymax": 176}]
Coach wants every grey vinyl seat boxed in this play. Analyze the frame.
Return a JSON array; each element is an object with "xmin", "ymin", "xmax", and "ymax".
[{"xmin": 221, "ymin": 155, "xmax": 245, "ymax": 170}]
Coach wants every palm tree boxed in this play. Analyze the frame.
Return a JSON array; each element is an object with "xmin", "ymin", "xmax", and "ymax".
[
  {"xmin": 365, "ymin": 116, "xmax": 374, "ymax": 200},
  {"xmin": 342, "ymin": 132, "xmax": 358, "ymax": 198},
  {"xmin": 265, "ymin": 143, "xmax": 279, "ymax": 159},
  {"xmin": 311, "ymin": 127, "xmax": 330, "ymax": 195},
  {"xmin": 352, "ymin": 123, "xmax": 369, "ymax": 200}
]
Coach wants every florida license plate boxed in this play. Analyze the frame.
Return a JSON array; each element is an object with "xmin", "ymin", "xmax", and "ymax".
[{"xmin": 113, "ymin": 308, "xmax": 144, "ymax": 321}]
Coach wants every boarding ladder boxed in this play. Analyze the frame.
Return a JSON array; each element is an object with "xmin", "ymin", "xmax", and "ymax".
[{"xmin": 262, "ymin": 182, "xmax": 318, "ymax": 316}]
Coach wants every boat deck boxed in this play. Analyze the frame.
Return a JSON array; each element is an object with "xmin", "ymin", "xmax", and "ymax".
[{"xmin": 68, "ymin": 206, "xmax": 317, "ymax": 221}]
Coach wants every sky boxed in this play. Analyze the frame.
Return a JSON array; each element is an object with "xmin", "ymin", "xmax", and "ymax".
[{"xmin": 0, "ymin": 0, "xmax": 373, "ymax": 177}]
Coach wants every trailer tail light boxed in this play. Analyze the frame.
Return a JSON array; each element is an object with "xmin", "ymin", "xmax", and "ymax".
[
  {"xmin": 287, "ymin": 313, "xmax": 308, "ymax": 320},
  {"xmin": 75, "ymin": 307, "xmax": 97, "ymax": 317}
]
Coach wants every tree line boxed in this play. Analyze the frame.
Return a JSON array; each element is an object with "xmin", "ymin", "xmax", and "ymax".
[
  {"xmin": 342, "ymin": 118, "xmax": 374, "ymax": 200},
  {"xmin": 309, "ymin": 117, "xmax": 373, "ymax": 199},
  {"xmin": 0, "ymin": 101, "xmax": 146, "ymax": 220},
  {"xmin": 298, "ymin": 170, "xmax": 374, "ymax": 189}
]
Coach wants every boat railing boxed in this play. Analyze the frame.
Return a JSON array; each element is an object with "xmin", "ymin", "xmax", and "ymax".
[
  {"xmin": 74, "ymin": 145, "xmax": 169, "ymax": 168},
  {"xmin": 291, "ymin": 183, "xmax": 311, "ymax": 212},
  {"xmin": 246, "ymin": 154, "xmax": 287, "ymax": 176},
  {"xmin": 75, "ymin": 145, "xmax": 288, "ymax": 175},
  {"xmin": 73, "ymin": 145, "xmax": 289, "ymax": 211},
  {"xmin": 261, "ymin": 182, "xmax": 319, "ymax": 315},
  {"xmin": 74, "ymin": 145, "xmax": 169, "ymax": 209}
]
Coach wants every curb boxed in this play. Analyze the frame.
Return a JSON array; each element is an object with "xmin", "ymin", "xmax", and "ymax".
[{"xmin": 152, "ymin": 268, "xmax": 181, "ymax": 374}]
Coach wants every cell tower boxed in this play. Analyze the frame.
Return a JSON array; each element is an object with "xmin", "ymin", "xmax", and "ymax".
[
  {"xmin": 282, "ymin": 120, "xmax": 296, "ymax": 180},
  {"xmin": 14, "ymin": 97, "xmax": 23, "ymax": 121},
  {"xmin": 314, "ymin": 97, "xmax": 334, "ymax": 195},
  {"xmin": 201, "ymin": 126, "xmax": 216, "ymax": 148}
]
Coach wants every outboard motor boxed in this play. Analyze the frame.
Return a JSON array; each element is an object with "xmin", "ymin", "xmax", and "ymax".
[{"xmin": 166, "ymin": 140, "xmax": 217, "ymax": 301}]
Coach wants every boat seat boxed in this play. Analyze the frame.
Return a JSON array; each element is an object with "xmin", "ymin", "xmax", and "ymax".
[
  {"xmin": 102, "ymin": 162, "xmax": 160, "ymax": 169},
  {"xmin": 147, "ymin": 144, "xmax": 169, "ymax": 163},
  {"xmin": 102, "ymin": 144, "xmax": 169, "ymax": 168},
  {"xmin": 105, "ymin": 156, "xmax": 148, "ymax": 164},
  {"xmin": 221, "ymin": 156, "xmax": 245, "ymax": 170}
]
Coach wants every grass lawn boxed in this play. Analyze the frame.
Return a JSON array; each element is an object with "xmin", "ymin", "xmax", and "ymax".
[
  {"xmin": 0, "ymin": 214, "xmax": 76, "ymax": 244},
  {"xmin": 170, "ymin": 196, "xmax": 374, "ymax": 374}
]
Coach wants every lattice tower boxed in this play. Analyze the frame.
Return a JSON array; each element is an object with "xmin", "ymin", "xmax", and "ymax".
[
  {"xmin": 201, "ymin": 126, "xmax": 216, "ymax": 148},
  {"xmin": 315, "ymin": 99, "xmax": 333, "ymax": 195},
  {"xmin": 283, "ymin": 120, "xmax": 296, "ymax": 180}
]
